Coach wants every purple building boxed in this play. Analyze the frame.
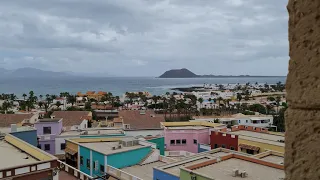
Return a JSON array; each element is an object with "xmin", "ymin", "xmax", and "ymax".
[{"xmin": 34, "ymin": 118, "xmax": 63, "ymax": 154}]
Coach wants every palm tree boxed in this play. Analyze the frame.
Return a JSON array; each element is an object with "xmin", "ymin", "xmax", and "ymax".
[
  {"xmin": 10, "ymin": 94, "xmax": 16, "ymax": 101},
  {"xmin": 152, "ymin": 95, "xmax": 159, "ymax": 110},
  {"xmin": 38, "ymin": 101, "xmax": 44, "ymax": 109},
  {"xmin": 198, "ymin": 98, "xmax": 204, "ymax": 110},
  {"xmin": 39, "ymin": 95, "xmax": 43, "ymax": 101},
  {"xmin": 276, "ymin": 96, "xmax": 281, "ymax": 113},
  {"xmin": 237, "ymin": 93, "xmax": 242, "ymax": 103},
  {"xmin": 217, "ymin": 97, "xmax": 223, "ymax": 110},
  {"xmin": 56, "ymin": 101, "xmax": 62, "ymax": 109},
  {"xmin": 22, "ymin": 93, "xmax": 27, "ymax": 100},
  {"xmin": 67, "ymin": 95, "xmax": 76, "ymax": 106}
]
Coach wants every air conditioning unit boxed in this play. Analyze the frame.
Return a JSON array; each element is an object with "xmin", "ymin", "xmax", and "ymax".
[
  {"xmin": 118, "ymin": 145, "xmax": 122, "ymax": 149},
  {"xmin": 112, "ymin": 146, "xmax": 116, "ymax": 150},
  {"xmin": 240, "ymin": 171, "xmax": 247, "ymax": 178},
  {"xmin": 232, "ymin": 169, "xmax": 239, "ymax": 177}
]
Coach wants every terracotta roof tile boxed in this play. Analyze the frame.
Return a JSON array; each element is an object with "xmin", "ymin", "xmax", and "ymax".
[
  {"xmin": 118, "ymin": 110, "xmax": 165, "ymax": 129},
  {"xmin": 0, "ymin": 114, "xmax": 34, "ymax": 127},
  {"xmin": 51, "ymin": 111, "xmax": 91, "ymax": 127}
]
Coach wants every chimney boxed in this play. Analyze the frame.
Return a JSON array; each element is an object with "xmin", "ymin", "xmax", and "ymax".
[{"xmin": 11, "ymin": 124, "xmax": 17, "ymax": 133}]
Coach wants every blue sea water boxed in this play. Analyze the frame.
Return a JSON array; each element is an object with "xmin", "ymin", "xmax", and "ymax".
[{"xmin": 0, "ymin": 76, "xmax": 286, "ymax": 97}]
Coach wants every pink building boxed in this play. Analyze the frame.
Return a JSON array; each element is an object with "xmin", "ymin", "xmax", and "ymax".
[{"xmin": 164, "ymin": 126, "xmax": 210, "ymax": 153}]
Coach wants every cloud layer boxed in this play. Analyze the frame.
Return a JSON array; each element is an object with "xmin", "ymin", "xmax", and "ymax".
[{"xmin": 0, "ymin": 0, "xmax": 289, "ymax": 76}]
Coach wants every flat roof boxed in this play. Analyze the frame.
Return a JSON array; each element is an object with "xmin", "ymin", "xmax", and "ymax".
[
  {"xmin": 230, "ymin": 130, "xmax": 284, "ymax": 146},
  {"xmin": 36, "ymin": 118, "xmax": 62, "ymax": 123},
  {"xmin": 158, "ymin": 151, "xmax": 230, "ymax": 177},
  {"xmin": 260, "ymin": 155, "xmax": 284, "ymax": 164},
  {"xmin": 166, "ymin": 126, "xmax": 209, "ymax": 130},
  {"xmin": 0, "ymin": 140, "xmax": 38, "ymax": 169},
  {"xmin": 80, "ymin": 141, "xmax": 148, "ymax": 156},
  {"xmin": 121, "ymin": 161, "xmax": 167, "ymax": 180},
  {"xmin": 192, "ymin": 158, "xmax": 284, "ymax": 180},
  {"xmin": 59, "ymin": 129, "xmax": 123, "ymax": 136}
]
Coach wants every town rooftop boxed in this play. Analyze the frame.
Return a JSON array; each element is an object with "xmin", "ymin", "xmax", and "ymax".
[{"xmin": 121, "ymin": 161, "xmax": 167, "ymax": 180}]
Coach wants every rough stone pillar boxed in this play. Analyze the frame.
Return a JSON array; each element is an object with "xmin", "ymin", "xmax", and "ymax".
[{"xmin": 286, "ymin": 0, "xmax": 320, "ymax": 179}]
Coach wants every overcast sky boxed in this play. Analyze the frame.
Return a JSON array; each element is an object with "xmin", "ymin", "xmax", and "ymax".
[{"xmin": 0, "ymin": 0, "xmax": 288, "ymax": 76}]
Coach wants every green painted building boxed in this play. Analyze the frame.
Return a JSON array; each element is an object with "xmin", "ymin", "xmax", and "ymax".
[{"xmin": 147, "ymin": 137, "xmax": 165, "ymax": 155}]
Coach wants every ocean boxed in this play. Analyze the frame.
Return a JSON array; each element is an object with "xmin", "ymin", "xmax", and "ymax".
[{"xmin": 0, "ymin": 76, "xmax": 286, "ymax": 97}]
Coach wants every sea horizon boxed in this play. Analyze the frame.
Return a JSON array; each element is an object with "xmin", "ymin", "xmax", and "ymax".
[{"xmin": 0, "ymin": 76, "xmax": 286, "ymax": 98}]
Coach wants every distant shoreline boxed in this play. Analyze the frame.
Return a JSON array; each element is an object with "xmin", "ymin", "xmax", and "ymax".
[{"xmin": 158, "ymin": 76, "xmax": 286, "ymax": 79}]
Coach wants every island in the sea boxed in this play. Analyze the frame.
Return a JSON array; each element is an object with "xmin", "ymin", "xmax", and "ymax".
[{"xmin": 159, "ymin": 68, "xmax": 285, "ymax": 78}]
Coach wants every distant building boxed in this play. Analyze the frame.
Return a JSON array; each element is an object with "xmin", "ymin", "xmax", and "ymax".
[
  {"xmin": 0, "ymin": 113, "xmax": 38, "ymax": 128},
  {"xmin": 51, "ymin": 111, "xmax": 91, "ymax": 131},
  {"xmin": 77, "ymin": 91, "xmax": 107, "ymax": 101},
  {"xmin": 117, "ymin": 110, "xmax": 165, "ymax": 130}
]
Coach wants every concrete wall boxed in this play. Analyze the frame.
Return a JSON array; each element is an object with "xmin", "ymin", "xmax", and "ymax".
[
  {"xmin": 180, "ymin": 169, "xmax": 209, "ymax": 180},
  {"xmin": 38, "ymin": 140, "xmax": 56, "ymax": 155},
  {"xmin": 79, "ymin": 146, "xmax": 91, "ymax": 176},
  {"xmin": 164, "ymin": 128, "xmax": 210, "ymax": 153},
  {"xmin": 153, "ymin": 169, "xmax": 179, "ymax": 180},
  {"xmin": 10, "ymin": 130, "xmax": 37, "ymax": 147}
]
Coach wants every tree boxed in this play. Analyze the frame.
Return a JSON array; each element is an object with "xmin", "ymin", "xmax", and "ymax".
[
  {"xmin": 39, "ymin": 95, "xmax": 43, "ymax": 101},
  {"xmin": 198, "ymin": 98, "xmax": 204, "ymax": 109},
  {"xmin": 249, "ymin": 104, "xmax": 266, "ymax": 114},
  {"xmin": 152, "ymin": 95, "xmax": 159, "ymax": 110},
  {"xmin": 273, "ymin": 107, "xmax": 286, "ymax": 132},
  {"xmin": 267, "ymin": 96, "xmax": 275, "ymax": 101},
  {"xmin": 56, "ymin": 101, "xmax": 62, "ymax": 109},
  {"xmin": 244, "ymin": 95, "xmax": 250, "ymax": 101},
  {"xmin": 22, "ymin": 93, "xmax": 27, "ymax": 100},
  {"xmin": 38, "ymin": 101, "xmax": 44, "ymax": 109},
  {"xmin": 276, "ymin": 96, "xmax": 282, "ymax": 113},
  {"xmin": 217, "ymin": 97, "xmax": 223, "ymax": 109},
  {"xmin": 67, "ymin": 95, "xmax": 76, "ymax": 106},
  {"xmin": 236, "ymin": 93, "xmax": 242, "ymax": 103}
]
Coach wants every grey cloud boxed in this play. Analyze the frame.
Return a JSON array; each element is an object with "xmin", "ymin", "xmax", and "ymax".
[{"xmin": 0, "ymin": 0, "xmax": 289, "ymax": 76}]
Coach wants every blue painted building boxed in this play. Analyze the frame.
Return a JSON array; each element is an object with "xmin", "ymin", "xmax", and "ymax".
[
  {"xmin": 198, "ymin": 143, "xmax": 211, "ymax": 153},
  {"xmin": 153, "ymin": 169, "xmax": 179, "ymax": 180},
  {"xmin": 78, "ymin": 138, "xmax": 153, "ymax": 177},
  {"xmin": 10, "ymin": 126, "xmax": 38, "ymax": 147}
]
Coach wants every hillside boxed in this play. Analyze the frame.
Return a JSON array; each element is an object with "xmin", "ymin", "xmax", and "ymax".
[{"xmin": 159, "ymin": 68, "xmax": 198, "ymax": 78}]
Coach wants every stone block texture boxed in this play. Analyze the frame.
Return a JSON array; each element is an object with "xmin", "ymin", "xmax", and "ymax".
[
  {"xmin": 285, "ymin": 109, "xmax": 320, "ymax": 180},
  {"xmin": 286, "ymin": 0, "xmax": 320, "ymax": 179},
  {"xmin": 286, "ymin": 0, "xmax": 320, "ymax": 109}
]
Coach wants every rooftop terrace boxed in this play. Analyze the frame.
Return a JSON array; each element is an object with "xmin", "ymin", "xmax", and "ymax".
[
  {"xmin": 0, "ymin": 140, "xmax": 38, "ymax": 169},
  {"xmin": 183, "ymin": 154, "xmax": 284, "ymax": 180},
  {"xmin": 79, "ymin": 138, "xmax": 151, "ymax": 155},
  {"xmin": 230, "ymin": 130, "xmax": 285, "ymax": 146},
  {"xmin": 59, "ymin": 128, "xmax": 123, "ymax": 136},
  {"xmin": 121, "ymin": 161, "xmax": 167, "ymax": 180}
]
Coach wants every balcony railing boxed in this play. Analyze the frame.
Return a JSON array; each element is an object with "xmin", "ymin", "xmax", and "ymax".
[
  {"xmin": 166, "ymin": 151, "xmax": 195, "ymax": 157},
  {"xmin": 58, "ymin": 160, "xmax": 93, "ymax": 180},
  {"xmin": 106, "ymin": 165, "xmax": 142, "ymax": 180}
]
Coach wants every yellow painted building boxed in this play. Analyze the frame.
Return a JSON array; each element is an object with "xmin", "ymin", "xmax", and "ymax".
[{"xmin": 239, "ymin": 138, "xmax": 285, "ymax": 154}]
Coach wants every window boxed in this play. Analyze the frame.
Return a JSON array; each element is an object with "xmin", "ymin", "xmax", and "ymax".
[
  {"xmin": 44, "ymin": 144, "xmax": 50, "ymax": 151},
  {"xmin": 60, "ymin": 143, "xmax": 66, "ymax": 150},
  {"xmin": 182, "ymin": 139, "xmax": 187, "ymax": 144},
  {"xmin": 230, "ymin": 146, "xmax": 235, "ymax": 150},
  {"xmin": 93, "ymin": 160, "xmax": 96, "ymax": 170},
  {"xmin": 221, "ymin": 144, "xmax": 226, "ymax": 148},
  {"xmin": 214, "ymin": 144, "xmax": 218, "ymax": 149},
  {"xmin": 170, "ymin": 140, "xmax": 175, "ymax": 145},
  {"xmin": 246, "ymin": 120, "xmax": 248, "ymax": 123},
  {"xmin": 176, "ymin": 140, "xmax": 181, "ymax": 144},
  {"xmin": 238, "ymin": 120, "xmax": 241, "ymax": 123},
  {"xmin": 193, "ymin": 139, "xmax": 197, "ymax": 144},
  {"xmin": 86, "ymin": 159, "xmax": 90, "ymax": 169},
  {"xmin": 43, "ymin": 127, "xmax": 51, "ymax": 134},
  {"xmin": 80, "ymin": 156, "xmax": 83, "ymax": 165},
  {"xmin": 100, "ymin": 165, "xmax": 104, "ymax": 173}
]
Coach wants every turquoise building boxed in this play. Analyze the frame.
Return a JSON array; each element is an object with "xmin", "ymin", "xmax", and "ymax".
[
  {"xmin": 146, "ymin": 137, "xmax": 165, "ymax": 155},
  {"xmin": 78, "ymin": 138, "xmax": 154, "ymax": 177}
]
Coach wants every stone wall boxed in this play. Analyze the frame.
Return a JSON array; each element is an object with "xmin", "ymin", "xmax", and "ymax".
[{"xmin": 286, "ymin": 0, "xmax": 320, "ymax": 179}]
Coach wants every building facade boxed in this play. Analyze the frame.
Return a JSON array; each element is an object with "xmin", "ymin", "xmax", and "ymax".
[
  {"xmin": 210, "ymin": 131, "xmax": 238, "ymax": 151},
  {"xmin": 34, "ymin": 118, "xmax": 63, "ymax": 155}
]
